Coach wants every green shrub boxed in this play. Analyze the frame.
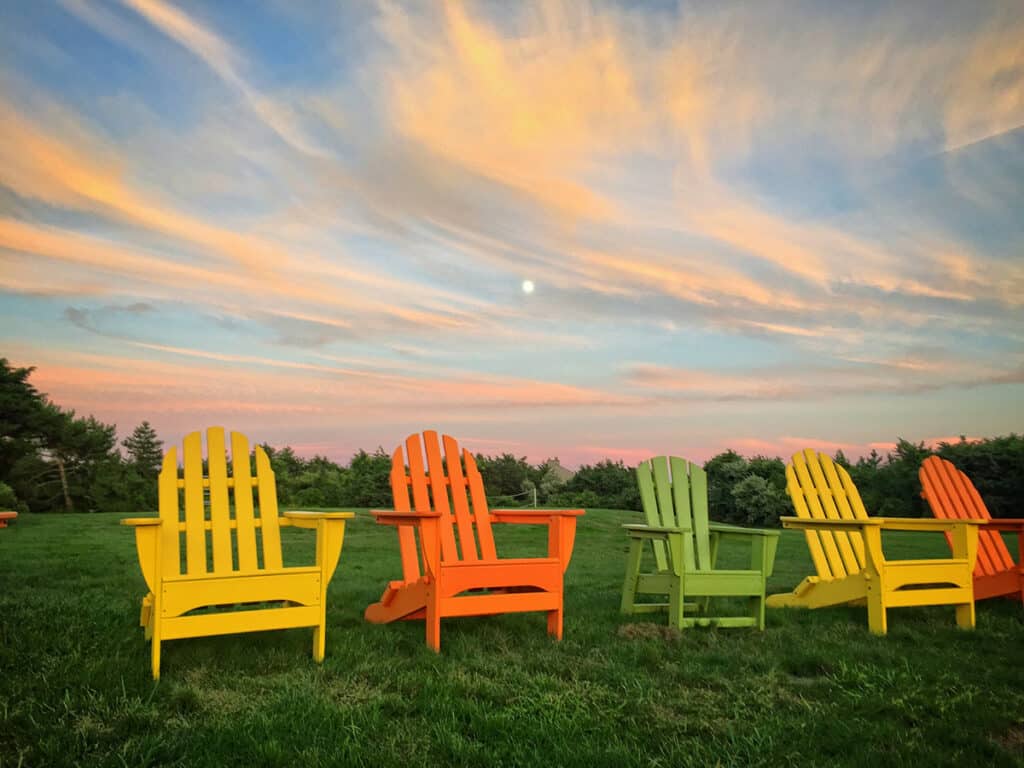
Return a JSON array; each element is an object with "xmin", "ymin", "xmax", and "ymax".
[{"xmin": 0, "ymin": 480, "xmax": 18, "ymax": 509}]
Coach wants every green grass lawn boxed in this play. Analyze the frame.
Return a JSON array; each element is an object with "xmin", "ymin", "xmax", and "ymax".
[{"xmin": 1, "ymin": 509, "xmax": 1022, "ymax": 767}]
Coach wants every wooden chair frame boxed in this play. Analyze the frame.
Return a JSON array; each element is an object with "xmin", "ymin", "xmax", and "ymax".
[
  {"xmin": 364, "ymin": 430, "xmax": 583, "ymax": 651},
  {"xmin": 767, "ymin": 449, "xmax": 983, "ymax": 634},
  {"xmin": 122, "ymin": 427, "xmax": 353, "ymax": 678},
  {"xmin": 621, "ymin": 456, "xmax": 779, "ymax": 629},
  {"xmin": 921, "ymin": 456, "xmax": 1024, "ymax": 602}
]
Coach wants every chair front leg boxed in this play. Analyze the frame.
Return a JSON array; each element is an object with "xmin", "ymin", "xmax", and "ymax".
[
  {"xmin": 948, "ymin": 522, "xmax": 979, "ymax": 629},
  {"xmin": 752, "ymin": 536, "xmax": 770, "ymax": 629},
  {"xmin": 150, "ymin": 584, "xmax": 163, "ymax": 680},
  {"xmin": 666, "ymin": 533, "xmax": 686, "ymax": 628},
  {"xmin": 862, "ymin": 526, "xmax": 888, "ymax": 635},
  {"xmin": 547, "ymin": 569, "xmax": 564, "ymax": 640},
  {"xmin": 620, "ymin": 537, "xmax": 645, "ymax": 614},
  {"xmin": 312, "ymin": 518, "xmax": 348, "ymax": 662},
  {"xmin": 548, "ymin": 515, "xmax": 579, "ymax": 571}
]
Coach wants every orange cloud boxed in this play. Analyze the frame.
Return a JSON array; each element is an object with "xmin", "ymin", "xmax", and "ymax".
[
  {"xmin": 0, "ymin": 102, "xmax": 286, "ymax": 274},
  {"xmin": 381, "ymin": 1, "xmax": 640, "ymax": 222}
]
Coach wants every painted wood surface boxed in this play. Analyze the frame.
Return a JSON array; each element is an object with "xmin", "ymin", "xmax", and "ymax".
[
  {"xmin": 0, "ymin": 511, "xmax": 16, "ymax": 528},
  {"xmin": 920, "ymin": 455, "xmax": 1024, "ymax": 602},
  {"xmin": 621, "ymin": 456, "xmax": 779, "ymax": 629},
  {"xmin": 122, "ymin": 426, "xmax": 354, "ymax": 678},
  {"xmin": 364, "ymin": 430, "xmax": 583, "ymax": 651},
  {"xmin": 767, "ymin": 449, "xmax": 983, "ymax": 634}
]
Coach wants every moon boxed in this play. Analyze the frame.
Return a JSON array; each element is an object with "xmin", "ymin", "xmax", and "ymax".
[{"xmin": 521, "ymin": 279, "xmax": 535, "ymax": 294}]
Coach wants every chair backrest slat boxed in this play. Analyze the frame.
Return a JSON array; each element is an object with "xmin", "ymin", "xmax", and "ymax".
[
  {"xmin": 159, "ymin": 448, "xmax": 181, "ymax": 579},
  {"xmin": 390, "ymin": 445, "xmax": 422, "ymax": 581},
  {"xmin": 636, "ymin": 460, "xmax": 668, "ymax": 571},
  {"xmin": 207, "ymin": 427, "xmax": 233, "ymax": 573},
  {"xmin": 464, "ymin": 450, "xmax": 498, "ymax": 561},
  {"xmin": 817, "ymin": 452, "xmax": 868, "ymax": 568},
  {"xmin": 438, "ymin": 434, "xmax": 478, "ymax": 561},
  {"xmin": 920, "ymin": 456, "xmax": 1012, "ymax": 577},
  {"xmin": 182, "ymin": 431, "xmax": 207, "ymax": 575},
  {"xmin": 684, "ymin": 458, "xmax": 713, "ymax": 571},
  {"xmin": 424, "ymin": 432, "xmax": 472, "ymax": 561},
  {"xmin": 231, "ymin": 430, "xmax": 259, "ymax": 571},
  {"xmin": 409, "ymin": 433, "xmax": 459, "ymax": 562},
  {"xmin": 255, "ymin": 447, "xmax": 283, "ymax": 570}
]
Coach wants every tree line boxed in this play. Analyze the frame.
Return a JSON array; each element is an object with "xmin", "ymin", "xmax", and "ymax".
[{"xmin": 2, "ymin": 358, "xmax": 1021, "ymax": 522}]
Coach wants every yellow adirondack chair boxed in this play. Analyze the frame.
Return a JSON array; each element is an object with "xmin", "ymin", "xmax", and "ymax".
[
  {"xmin": 766, "ymin": 449, "xmax": 983, "ymax": 634},
  {"xmin": 122, "ymin": 427, "xmax": 354, "ymax": 679}
]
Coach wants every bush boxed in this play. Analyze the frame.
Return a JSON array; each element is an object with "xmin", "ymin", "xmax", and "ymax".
[
  {"xmin": 0, "ymin": 481, "xmax": 23, "ymax": 513},
  {"xmin": 489, "ymin": 495, "xmax": 522, "ymax": 508},
  {"xmin": 564, "ymin": 460, "xmax": 640, "ymax": 511},
  {"xmin": 730, "ymin": 474, "xmax": 788, "ymax": 527},
  {"xmin": 570, "ymin": 490, "xmax": 601, "ymax": 509}
]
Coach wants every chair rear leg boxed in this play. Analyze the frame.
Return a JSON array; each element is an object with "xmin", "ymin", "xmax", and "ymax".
[
  {"xmin": 955, "ymin": 601, "xmax": 975, "ymax": 630},
  {"xmin": 151, "ymin": 623, "xmax": 162, "ymax": 681},
  {"xmin": 140, "ymin": 593, "xmax": 153, "ymax": 629},
  {"xmin": 149, "ymin": 596, "xmax": 162, "ymax": 679},
  {"xmin": 668, "ymin": 578, "xmax": 685, "ymax": 629},
  {"xmin": 547, "ymin": 606, "xmax": 563, "ymax": 640},
  {"xmin": 425, "ymin": 587, "xmax": 441, "ymax": 652},
  {"xmin": 866, "ymin": 591, "xmax": 887, "ymax": 635},
  {"xmin": 751, "ymin": 593, "xmax": 766, "ymax": 630},
  {"xmin": 313, "ymin": 622, "xmax": 326, "ymax": 662}
]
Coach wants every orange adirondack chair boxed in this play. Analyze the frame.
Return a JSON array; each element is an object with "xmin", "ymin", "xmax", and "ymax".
[
  {"xmin": 364, "ymin": 430, "xmax": 584, "ymax": 651},
  {"xmin": 920, "ymin": 456, "xmax": 1024, "ymax": 602},
  {"xmin": 0, "ymin": 511, "xmax": 16, "ymax": 528}
]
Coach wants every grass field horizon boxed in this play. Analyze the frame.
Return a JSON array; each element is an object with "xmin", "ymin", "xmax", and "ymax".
[{"xmin": 2, "ymin": 509, "xmax": 1023, "ymax": 767}]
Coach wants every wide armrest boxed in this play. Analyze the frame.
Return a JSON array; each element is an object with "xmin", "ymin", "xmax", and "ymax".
[
  {"xmin": 709, "ymin": 523, "xmax": 779, "ymax": 538},
  {"xmin": 976, "ymin": 518, "xmax": 1024, "ymax": 532},
  {"xmin": 491, "ymin": 508, "xmax": 584, "ymax": 524},
  {"xmin": 873, "ymin": 517, "xmax": 986, "ymax": 531},
  {"xmin": 491, "ymin": 508, "xmax": 583, "ymax": 516},
  {"xmin": 121, "ymin": 517, "xmax": 162, "ymax": 527},
  {"xmin": 623, "ymin": 523, "xmax": 691, "ymax": 535},
  {"xmin": 780, "ymin": 516, "xmax": 985, "ymax": 532},
  {"xmin": 283, "ymin": 510, "xmax": 356, "ymax": 520},
  {"xmin": 779, "ymin": 516, "xmax": 880, "ymax": 530},
  {"xmin": 371, "ymin": 509, "xmax": 441, "ymax": 526},
  {"xmin": 283, "ymin": 510, "xmax": 355, "ymax": 530}
]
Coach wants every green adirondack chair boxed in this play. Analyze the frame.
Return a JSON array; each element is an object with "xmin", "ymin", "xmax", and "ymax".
[{"xmin": 621, "ymin": 456, "xmax": 780, "ymax": 629}]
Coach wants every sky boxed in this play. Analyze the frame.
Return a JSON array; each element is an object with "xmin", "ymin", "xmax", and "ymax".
[{"xmin": 1, "ymin": 0, "xmax": 1023, "ymax": 468}]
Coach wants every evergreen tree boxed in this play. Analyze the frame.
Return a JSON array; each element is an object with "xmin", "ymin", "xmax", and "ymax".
[
  {"xmin": 119, "ymin": 421, "xmax": 164, "ymax": 511},
  {"xmin": 122, "ymin": 421, "xmax": 164, "ymax": 477}
]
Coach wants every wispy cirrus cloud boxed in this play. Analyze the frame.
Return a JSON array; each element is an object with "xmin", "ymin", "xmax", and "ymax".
[{"xmin": 624, "ymin": 353, "xmax": 1024, "ymax": 402}]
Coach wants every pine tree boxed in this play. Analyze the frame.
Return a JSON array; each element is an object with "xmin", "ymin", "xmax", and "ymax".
[
  {"xmin": 120, "ymin": 422, "xmax": 164, "ymax": 512},
  {"xmin": 122, "ymin": 421, "xmax": 164, "ymax": 478}
]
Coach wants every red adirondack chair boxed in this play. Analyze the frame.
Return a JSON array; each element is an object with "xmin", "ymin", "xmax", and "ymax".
[
  {"xmin": 364, "ymin": 430, "xmax": 584, "ymax": 651},
  {"xmin": 920, "ymin": 456, "xmax": 1024, "ymax": 602}
]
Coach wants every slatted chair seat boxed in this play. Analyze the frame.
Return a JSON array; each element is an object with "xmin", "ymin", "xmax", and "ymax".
[
  {"xmin": 621, "ymin": 456, "xmax": 779, "ymax": 629},
  {"xmin": 920, "ymin": 456, "xmax": 1024, "ymax": 602},
  {"xmin": 767, "ymin": 449, "xmax": 984, "ymax": 634},
  {"xmin": 364, "ymin": 430, "xmax": 583, "ymax": 651},
  {"xmin": 122, "ymin": 427, "xmax": 353, "ymax": 679}
]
